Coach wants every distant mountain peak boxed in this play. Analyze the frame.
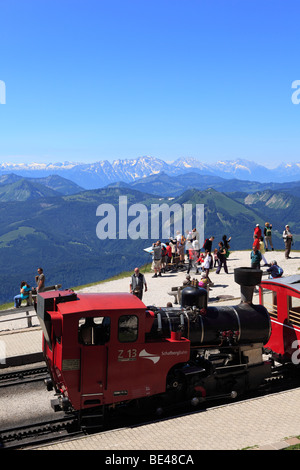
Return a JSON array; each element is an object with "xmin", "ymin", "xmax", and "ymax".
[{"xmin": 1, "ymin": 156, "xmax": 300, "ymax": 189}]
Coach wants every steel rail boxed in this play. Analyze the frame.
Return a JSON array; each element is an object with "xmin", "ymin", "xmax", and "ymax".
[
  {"xmin": 0, "ymin": 365, "xmax": 49, "ymax": 388},
  {"xmin": 0, "ymin": 415, "xmax": 83, "ymax": 450}
]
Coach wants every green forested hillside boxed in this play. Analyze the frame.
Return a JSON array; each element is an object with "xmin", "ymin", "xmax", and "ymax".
[
  {"xmin": 0, "ymin": 174, "xmax": 84, "ymax": 201},
  {"xmin": 229, "ymin": 190, "xmax": 300, "ymax": 242}
]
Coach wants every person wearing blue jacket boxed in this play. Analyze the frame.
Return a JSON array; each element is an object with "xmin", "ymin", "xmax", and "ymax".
[
  {"xmin": 14, "ymin": 281, "xmax": 31, "ymax": 308},
  {"xmin": 267, "ymin": 261, "xmax": 283, "ymax": 279}
]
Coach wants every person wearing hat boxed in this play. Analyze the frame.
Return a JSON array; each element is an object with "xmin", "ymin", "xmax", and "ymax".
[
  {"xmin": 264, "ymin": 222, "xmax": 274, "ymax": 251},
  {"xmin": 254, "ymin": 224, "xmax": 262, "ymax": 240},
  {"xmin": 282, "ymin": 225, "xmax": 293, "ymax": 259}
]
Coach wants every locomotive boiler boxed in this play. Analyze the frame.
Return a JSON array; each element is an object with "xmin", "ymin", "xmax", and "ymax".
[{"xmin": 37, "ymin": 267, "xmax": 274, "ymax": 423}]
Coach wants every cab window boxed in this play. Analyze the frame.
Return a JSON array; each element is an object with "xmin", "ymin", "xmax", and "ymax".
[
  {"xmin": 261, "ymin": 288, "xmax": 277, "ymax": 320},
  {"xmin": 78, "ymin": 316, "xmax": 110, "ymax": 345},
  {"xmin": 118, "ymin": 315, "xmax": 138, "ymax": 342},
  {"xmin": 288, "ymin": 296, "xmax": 300, "ymax": 327}
]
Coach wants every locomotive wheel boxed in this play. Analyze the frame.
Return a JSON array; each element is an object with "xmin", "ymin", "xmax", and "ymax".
[{"xmin": 234, "ymin": 267, "xmax": 262, "ymax": 287}]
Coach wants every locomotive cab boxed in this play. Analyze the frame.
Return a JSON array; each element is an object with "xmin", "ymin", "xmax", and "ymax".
[{"xmin": 36, "ymin": 290, "xmax": 190, "ymax": 414}]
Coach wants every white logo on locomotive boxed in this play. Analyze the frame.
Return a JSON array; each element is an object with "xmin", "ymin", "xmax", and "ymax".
[
  {"xmin": 139, "ymin": 349, "xmax": 160, "ymax": 364},
  {"xmin": 139, "ymin": 349, "xmax": 188, "ymax": 363}
]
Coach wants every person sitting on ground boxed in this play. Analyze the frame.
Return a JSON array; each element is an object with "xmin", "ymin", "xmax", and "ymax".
[
  {"xmin": 183, "ymin": 274, "xmax": 192, "ymax": 286},
  {"xmin": 267, "ymin": 260, "xmax": 283, "ymax": 279},
  {"xmin": 198, "ymin": 274, "xmax": 210, "ymax": 300},
  {"xmin": 14, "ymin": 281, "xmax": 31, "ymax": 308},
  {"xmin": 198, "ymin": 274, "xmax": 208, "ymax": 288}
]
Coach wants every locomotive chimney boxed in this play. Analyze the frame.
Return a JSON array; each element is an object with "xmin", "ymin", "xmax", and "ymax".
[
  {"xmin": 234, "ymin": 267, "xmax": 263, "ymax": 304},
  {"xmin": 181, "ymin": 285, "xmax": 207, "ymax": 310}
]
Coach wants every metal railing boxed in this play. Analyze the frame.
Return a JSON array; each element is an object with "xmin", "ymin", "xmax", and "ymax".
[
  {"xmin": 0, "ymin": 305, "xmax": 36, "ymax": 328},
  {"xmin": 0, "ymin": 285, "xmax": 61, "ymax": 330}
]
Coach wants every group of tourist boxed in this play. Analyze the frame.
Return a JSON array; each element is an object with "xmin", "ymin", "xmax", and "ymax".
[
  {"xmin": 150, "ymin": 232, "xmax": 232, "ymax": 279},
  {"xmin": 11, "ymin": 223, "xmax": 295, "ymax": 308},
  {"xmin": 130, "ymin": 221, "xmax": 295, "ymax": 301},
  {"xmin": 14, "ymin": 268, "xmax": 45, "ymax": 308},
  {"xmin": 250, "ymin": 222, "xmax": 293, "ymax": 278},
  {"xmin": 147, "ymin": 229, "xmax": 201, "ymax": 278},
  {"xmin": 130, "ymin": 232, "xmax": 232, "ymax": 300},
  {"xmin": 251, "ymin": 222, "xmax": 294, "ymax": 262}
]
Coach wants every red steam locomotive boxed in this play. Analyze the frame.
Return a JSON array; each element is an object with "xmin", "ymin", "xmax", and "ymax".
[{"xmin": 36, "ymin": 268, "xmax": 300, "ymax": 424}]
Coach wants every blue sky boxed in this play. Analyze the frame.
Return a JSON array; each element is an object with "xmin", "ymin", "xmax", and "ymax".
[{"xmin": 0, "ymin": 0, "xmax": 300, "ymax": 168}]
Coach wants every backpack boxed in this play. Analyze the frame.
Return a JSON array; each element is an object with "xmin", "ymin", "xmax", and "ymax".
[{"xmin": 277, "ymin": 267, "xmax": 283, "ymax": 276}]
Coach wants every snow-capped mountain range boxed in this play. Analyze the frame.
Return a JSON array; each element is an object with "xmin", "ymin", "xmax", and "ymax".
[{"xmin": 0, "ymin": 156, "xmax": 300, "ymax": 189}]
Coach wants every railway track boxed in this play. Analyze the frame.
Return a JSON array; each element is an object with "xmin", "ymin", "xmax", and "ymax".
[
  {"xmin": 0, "ymin": 415, "xmax": 84, "ymax": 449},
  {"xmin": 0, "ymin": 357, "xmax": 299, "ymax": 450},
  {"xmin": 2, "ymin": 377, "xmax": 299, "ymax": 450},
  {"xmin": 0, "ymin": 365, "xmax": 49, "ymax": 388}
]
